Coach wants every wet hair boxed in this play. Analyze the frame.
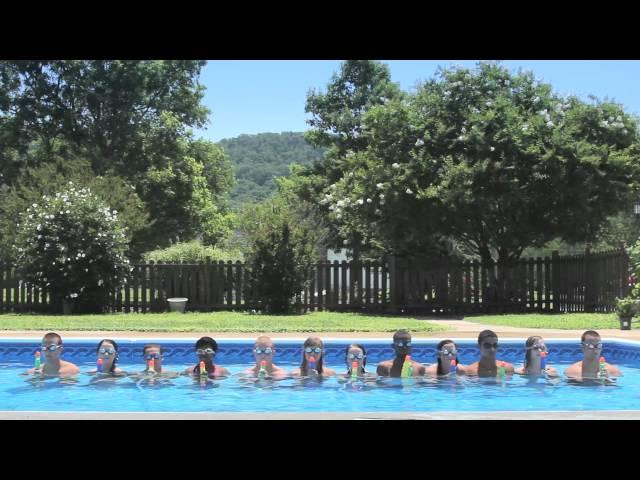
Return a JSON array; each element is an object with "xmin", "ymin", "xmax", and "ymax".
[
  {"xmin": 195, "ymin": 337, "xmax": 218, "ymax": 352},
  {"xmin": 344, "ymin": 344, "xmax": 367, "ymax": 374},
  {"xmin": 524, "ymin": 336, "xmax": 543, "ymax": 370},
  {"xmin": 581, "ymin": 330, "xmax": 601, "ymax": 343},
  {"xmin": 300, "ymin": 337, "xmax": 324, "ymax": 376},
  {"xmin": 43, "ymin": 332, "xmax": 62, "ymax": 345},
  {"xmin": 478, "ymin": 330, "xmax": 498, "ymax": 345},
  {"xmin": 96, "ymin": 339, "xmax": 119, "ymax": 374},
  {"xmin": 436, "ymin": 339, "xmax": 460, "ymax": 375},
  {"xmin": 393, "ymin": 329, "xmax": 411, "ymax": 340},
  {"xmin": 255, "ymin": 336, "xmax": 273, "ymax": 347},
  {"xmin": 143, "ymin": 343, "xmax": 164, "ymax": 355}
]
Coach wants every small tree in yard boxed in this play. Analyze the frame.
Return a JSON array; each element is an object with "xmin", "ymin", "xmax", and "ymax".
[
  {"xmin": 14, "ymin": 182, "xmax": 130, "ymax": 313},
  {"xmin": 246, "ymin": 215, "xmax": 315, "ymax": 314}
]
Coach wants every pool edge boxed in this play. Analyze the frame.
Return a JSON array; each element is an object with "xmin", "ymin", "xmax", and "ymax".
[{"xmin": 0, "ymin": 410, "xmax": 638, "ymax": 419}]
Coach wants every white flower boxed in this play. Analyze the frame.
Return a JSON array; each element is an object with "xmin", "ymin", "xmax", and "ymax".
[
  {"xmin": 70, "ymin": 293, "xmax": 78, "ymax": 299},
  {"xmin": 406, "ymin": 188, "xmax": 413, "ymax": 194},
  {"xmin": 616, "ymin": 116, "xmax": 622, "ymax": 122},
  {"xmin": 461, "ymin": 127, "xmax": 467, "ymax": 133},
  {"xmin": 32, "ymin": 203, "xmax": 37, "ymax": 208},
  {"xmin": 546, "ymin": 121, "xmax": 554, "ymax": 127},
  {"xmin": 98, "ymin": 279, "xmax": 104, "ymax": 286},
  {"xmin": 379, "ymin": 193, "xmax": 385, "ymax": 199},
  {"xmin": 415, "ymin": 138, "xmax": 424, "ymax": 147},
  {"xmin": 343, "ymin": 240, "xmax": 349, "ymax": 245},
  {"xmin": 443, "ymin": 91, "xmax": 451, "ymax": 96},
  {"xmin": 490, "ymin": 146, "xmax": 495, "ymax": 152},
  {"xmin": 376, "ymin": 183, "xmax": 384, "ymax": 189},
  {"xmin": 330, "ymin": 184, "xmax": 337, "ymax": 190},
  {"xmin": 336, "ymin": 200, "xmax": 345, "ymax": 208},
  {"xmin": 486, "ymin": 101, "xmax": 492, "ymax": 107},
  {"xmin": 533, "ymin": 96, "xmax": 540, "ymax": 103},
  {"xmin": 366, "ymin": 198, "xmax": 372, "ymax": 203},
  {"xmin": 65, "ymin": 210, "xmax": 70, "ymax": 214},
  {"xmin": 336, "ymin": 214, "xmax": 342, "ymax": 219},
  {"xmin": 458, "ymin": 136, "xmax": 465, "ymax": 141},
  {"xmin": 357, "ymin": 199, "xmax": 364, "ymax": 205},
  {"xmin": 36, "ymin": 224, "xmax": 41, "ymax": 231},
  {"xmin": 522, "ymin": 125, "xmax": 528, "ymax": 131},
  {"xmin": 392, "ymin": 163, "xmax": 400, "ymax": 169}
]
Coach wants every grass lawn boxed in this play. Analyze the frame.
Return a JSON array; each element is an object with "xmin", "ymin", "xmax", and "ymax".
[
  {"xmin": 464, "ymin": 313, "xmax": 632, "ymax": 330},
  {"xmin": 0, "ymin": 311, "xmax": 447, "ymax": 333}
]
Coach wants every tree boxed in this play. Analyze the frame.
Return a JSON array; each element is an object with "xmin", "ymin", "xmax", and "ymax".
[
  {"xmin": 140, "ymin": 136, "xmax": 234, "ymax": 248},
  {"xmin": 293, "ymin": 61, "xmax": 404, "ymax": 256},
  {"xmin": 313, "ymin": 62, "xmax": 640, "ymax": 265},
  {"xmin": 0, "ymin": 60, "xmax": 208, "ymax": 181},
  {"xmin": 0, "ymin": 61, "xmax": 233, "ymax": 250},
  {"xmin": 242, "ymin": 192, "xmax": 320, "ymax": 313}
]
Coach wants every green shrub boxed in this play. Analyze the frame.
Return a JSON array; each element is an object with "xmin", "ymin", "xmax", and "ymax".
[
  {"xmin": 615, "ymin": 297, "xmax": 638, "ymax": 317},
  {"xmin": 14, "ymin": 183, "xmax": 130, "ymax": 313},
  {"xmin": 142, "ymin": 239, "xmax": 244, "ymax": 263},
  {"xmin": 246, "ymin": 215, "xmax": 318, "ymax": 314}
]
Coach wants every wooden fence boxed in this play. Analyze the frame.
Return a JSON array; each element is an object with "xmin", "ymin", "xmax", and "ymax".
[{"xmin": 0, "ymin": 249, "xmax": 630, "ymax": 314}]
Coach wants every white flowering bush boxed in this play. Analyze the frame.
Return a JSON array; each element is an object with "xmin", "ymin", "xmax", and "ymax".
[{"xmin": 14, "ymin": 183, "xmax": 130, "ymax": 313}]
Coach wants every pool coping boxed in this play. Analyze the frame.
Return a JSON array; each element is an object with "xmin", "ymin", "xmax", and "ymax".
[
  {"xmin": 1, "ymin": 410, "xmax": 639, "ymax": 420},
  {"xmin": 1, "ymin": 336, "xmax": 640, "ymax": 348}
]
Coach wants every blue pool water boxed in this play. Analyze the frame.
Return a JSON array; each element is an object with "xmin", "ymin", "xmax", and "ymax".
[{"xmin": 1, "ymin": 338, "xmax": 639, "ymax": 412}]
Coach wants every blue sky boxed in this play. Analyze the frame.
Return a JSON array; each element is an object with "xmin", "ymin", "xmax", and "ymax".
[{"xmin": 195, "ymin": 60, "xmax": 640, "ymax": 142}]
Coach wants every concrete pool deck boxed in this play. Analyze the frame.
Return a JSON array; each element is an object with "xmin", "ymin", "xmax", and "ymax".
[
  {"xmin": 1, "ymin": 410, "xmax": 639, "ymax": 420},
  {"xmin": 0, "ymin": 317, "xmax": 638, "ymax": 340}
]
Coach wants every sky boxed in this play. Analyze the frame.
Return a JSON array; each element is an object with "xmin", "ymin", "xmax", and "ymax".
[{"xmin": 194, "ymin": 60, "xmax": 640, "ymax": 142}]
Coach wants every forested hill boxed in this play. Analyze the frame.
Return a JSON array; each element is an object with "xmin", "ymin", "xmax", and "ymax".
[{"xmin": 218, "ymin": 132, "xmax": 325, "ymax": 208}]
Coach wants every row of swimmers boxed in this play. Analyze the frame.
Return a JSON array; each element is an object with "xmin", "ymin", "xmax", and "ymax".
[{"xmin": 25, "ymin": 329, "xmax": 622, "ymax": 382}]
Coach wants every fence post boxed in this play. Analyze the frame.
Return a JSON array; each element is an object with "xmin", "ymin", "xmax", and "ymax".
[
  {"xmin": 622, "ymin": 249, "xmax": 631, "ymax": 298},
  {"xmin": 584, "ymin": 246, "xmax": 594, "ymax": 313},
  {"xmin": 551, "ymin": 251, "xmax": 559, "ymax": 313},
  {"xmin": 387, "ymin": 255, "xmax": 398, "ymax": 314}
]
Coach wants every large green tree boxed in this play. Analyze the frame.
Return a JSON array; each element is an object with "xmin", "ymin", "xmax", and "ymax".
[
  {"xmin": 0, "ymin": 60, "xmax": 208, "ymax": 179},
  {"xmin": 314, "ymin": 62, "xmax": 640, "ymax": 264},
  {"xmin": 0, "ymin": 60, "xmax": 233, "ymax": 250},
  {"xmin": 293, "ymin": 60, "xmax": 404, "ymax": 256}
]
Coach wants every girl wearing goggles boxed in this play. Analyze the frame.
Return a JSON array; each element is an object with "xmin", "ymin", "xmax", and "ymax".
[
  {"xmin": 426, "ymin": 339, "xmax": 466, "ymax": 376},
  {"xmin": 90, "ymin": 339, "xmax": 126, "ymax": 376},
  {"xmin": 515, "ymin": 336, "xmax": 558, "ymax": 377},
  {"xmin": 291, "ymin": 337, "xmax": 336, "ymax": 378}
]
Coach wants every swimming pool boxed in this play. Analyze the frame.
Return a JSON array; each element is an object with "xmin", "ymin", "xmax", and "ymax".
[{"xmin": 1, "ymin": 338, "xmax": 639, "ymax": 414}]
